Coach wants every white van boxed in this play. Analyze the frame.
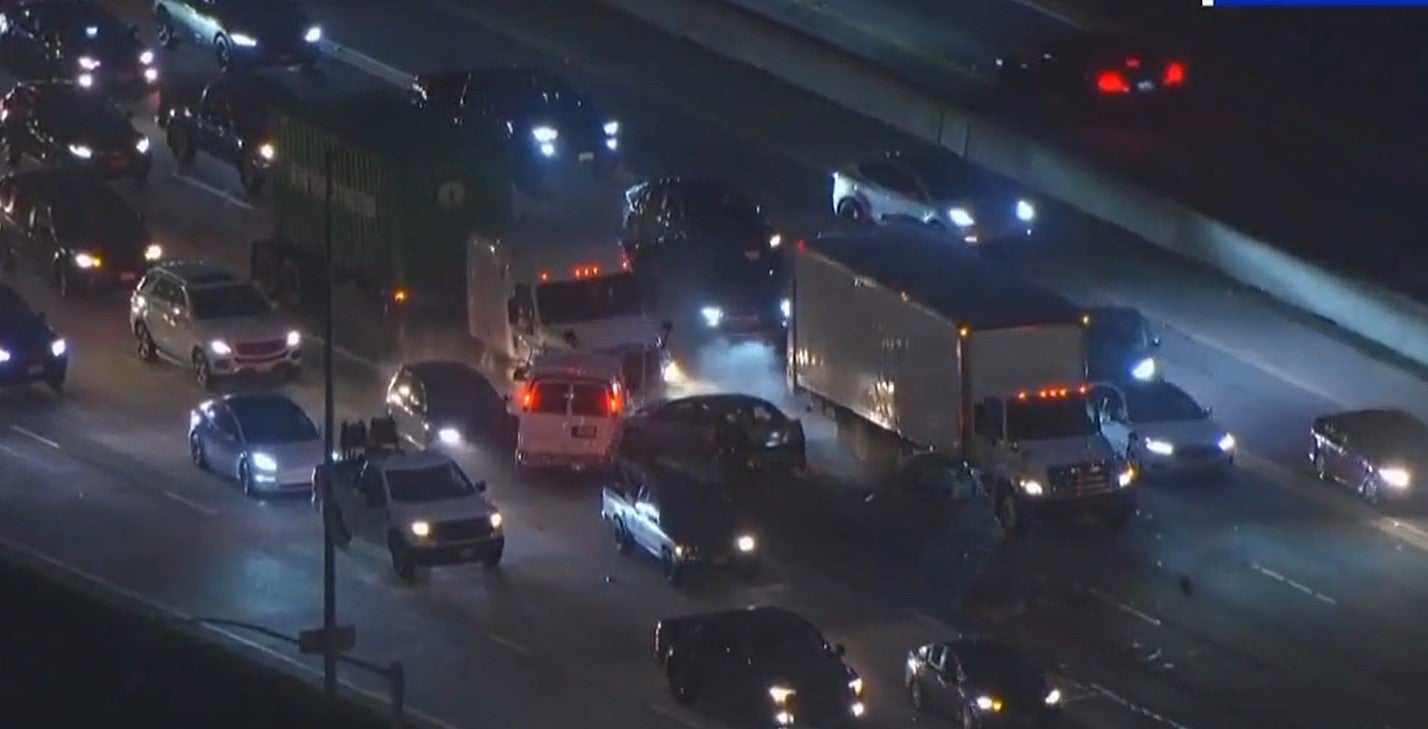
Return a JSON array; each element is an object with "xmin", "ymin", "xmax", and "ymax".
[{"xmin": 512, "ymin": 352, "xmax": 625, "ymax": 471}]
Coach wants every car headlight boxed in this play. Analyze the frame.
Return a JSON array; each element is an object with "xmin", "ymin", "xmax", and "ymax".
[
  {"xmin": 851, "ymin": 701, "xmax": 865, "ymax": 717},
  {"xmin": 661, "ymin": 359, "xmax": 685, "ymax": 383},
  {"xmin": 258, "ymin": 142, "xmax": 276, "ymax": 160},
  {"xmin": 1045, "ymin": 688, "xmax": 1061, "ymax": 706},
  {"xmin": 849, "ymin": 678, "xmax": 863, "ymax": 696},
  {"xmin": 975, "ymin": 695, "xmax": 1003, "ymax": 712},
  {"xmin": 304, "ymin": 25, "xmax": 322, "ymax": 43},
  {"xmin": 143, "ymin": 244, "xmax": 163, "ymax": 261},
  {"xmin": 1019, "ymin": 478, "xmax": 1043, "ymax": 496},
  {"xmin": 139, "ymin": 49, "xmax": 155, "ymax": 65},
  {"xmin": 285, "ymin": 330, "xmax": 301, "ymax": 347},
  {"xmin": 1144, "ymin": 438, "xmax": 1174, "ymax": 456},
  {"xmin": 1131, "ymin": 356, "xmax": 1157, "ymax": 381},
  {"xmin": 780, "ymin": 298, "xmax": 791, "ymax": 319},
  {"xmin": 769, "ymin": 233, "xmax": 782, "ymax": 249},
  {"xmin": 603, "ymin": 120, "xmax": 619, "ymax": 136},
  {"xmin": 143, "ymin": 67, "xmax": 159, "ymax": 83},
  {"xmin": 68, "ymin": 144, "xmax": 92, "ymax": 158},
  {"xmin": 1016, "ymin": 199, "xmax": 1036, "ymax": 221},
  {"xmin": 1378, "ymin": 466, "xmax": 1411, "ymax": 488},
  {"xmin": 136, "ymin": 137, "xmax": 150, "ymax": 154},
  {"xmin": 73, "ymin": 252, "xmax": 101, "ymax": 269},
  {"xmin": 736, "ymin": 534, "xmax": 757, "ymax": 553},
  {"xmin": 0, "ymin": 348, "xmax": 9, "ymax": 363},
  {"xmin": 948, "ymin": 207, "xmax": 975, "ymax": 227},
  {"xmin": 1218, "ymin": 433, "xmax": 1236, "ymax": 452},
  {"xmin": 77, "ymin": 73, "xmax": 94, "ymax": 88},
  {"xmin": 700, "ymin": 306, "xmax": 723, "ymax": 328},
  {"xmin": 209, "ymin": 339, "xmax": 232, "ymax": 356},
  {"xmin": 604, "ymin": 137, "xmax": 618, "ymax": 151},
  {"xmin": 769, "ymin": 686, "xmax": 796, "ymax": 704},
  {"xmin": 531, "ymin": 125, "xmax": 558, "ymax": 143},
  {"xmin": 438, "ymin": 427, "xmax": 462, "ymax": 445},
  {"xmin": 1118, "ymin": 466, "xmax": 1137, "ymax": 487},
  {"xmin": 230, "ymin": 33, "xmax": 259, "ymax": 47},
  {"xmin": 251, "ymin": 452, "xmax": 277, "ymax": 471},
  {"xmin": 410, "ymin": 520, "xmax": 430, "ymax": 537},
  {"xmin": 50, "ymin": 339, "xmax": 67, "ymax": 358},
  {"xmin": 78, "ymin": 56, "xmax": 100, "ymax": 70},
  {"xmin": 489, "ymin": 512, "xmax": 503, "ymax": 529},
  {"xmin": 774, "ymin": 711, "xmax": 795, "ymax": 727}
]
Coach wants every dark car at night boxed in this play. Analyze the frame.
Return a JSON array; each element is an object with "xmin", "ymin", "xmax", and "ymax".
[
  {"xmin": 0, "ymin": 169, "xmax": 161, "ymax": 296},
  {"xmin": 0, "ymin": 281, "xmax": 67, "ymax": 392},
  {"xmin": 0, "ymin": 0, "xmax": 159, "ymax": 97},
  {"xmin": 154, "ymin": 0, "xmax": 321, "ymax": 71},
  {"xmin": 905, "ymin": 637, "xmax": 1063, "ymax": 727},
  {"xmin": 621, "ymin": 178, "xmax": 787, "ymax": 343},
  {"xmin": 157, "ymin": 73, "xmax": 280, "ymax": 193},
  {"xmin": 619, "ymin": 393, "xmax": 806, "ymax": 481},
  {"xmin": 654, "ymin": 606, "xmax": 865, "ymax": 727},
  {"xmin": 1086, "ymin": 305, "xmax": 1160, "ymax": 383},
  {"xmin": 0, "ymin": 80, "xmax": 152, "ymax": 183},
  {"xmin": 995, "ymin": 33, "xmax": 1186, "ymax": 111},
  {"xmin": 384, "ymin": 359, "xmax": 514, "ymax": 450},
  {"xmin": 1311, "ymin": 408, "xmax": 1428, "ymax": 509},
  {"xmin": 410, "ymin": 66, "xmax": 619, "ymax": 180}
]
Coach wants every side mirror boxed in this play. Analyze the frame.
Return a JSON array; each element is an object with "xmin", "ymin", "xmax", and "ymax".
[
  {"xmin": 833, "ymin": 644, "xmax": 846, "ymax": 657},
  {"xmin": 1151, "ymin": 336, "xmax": 1161, "ymax": 347},
  {"xmin": 1009, "ymin": 440, "xmax": 1021, "ymax": 453},
  {"xmin": 474, "ymin": 479, "xmax": 487, "ymax": 493}
]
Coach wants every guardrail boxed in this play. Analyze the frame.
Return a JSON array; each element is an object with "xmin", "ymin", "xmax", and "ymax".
[{"xmin": 592, "ymin": 0, "xmax": 1428, "ymax": 370}]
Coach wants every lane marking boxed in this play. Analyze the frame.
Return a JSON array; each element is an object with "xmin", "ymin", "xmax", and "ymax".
[
  {"xmin": 909, "ymin": 610, "xmax": 947, "ymax": 633},
  {"xmin": 163, "ymin": 489, "xmax": 219, "ymax": 516},
  {"xmin": 648, "ymin": 703, "xmax": 710, "ymax": 729},
  {"xmin": 488, "ymin": 633, "xmax": 537, "ymax": 657},
  {"xmin": 1004, "ymin": 0, "xmax": 1085, "ymax": 27},
  {"xmin": 0, "ymin": 533, "xmax": 463, "ymax": 729},
  {"xmin": 9, "ymin": 425, "xmax": 60, "ymax": 449},
  {"xmin": 1088, "ymin": 682, "xmax": 1193, "ymax": 729},
  {"xmin": 308, "ymin": 337, "xmax": 381, "ymax": 371},
  {"xmin": 1086, "ymin": 586, "xmax": 1162, "ymax": 627},
  {"xmin": 173, "ymin": 173, "xmax": 255, "ymax": 211},
  {"xmin": 320, "ymin": 40, "xmax": 415, "ymax": 88},
  {"xmin": 1249, "ymin": 562, "xmax": 1338, "ymax": 607}
]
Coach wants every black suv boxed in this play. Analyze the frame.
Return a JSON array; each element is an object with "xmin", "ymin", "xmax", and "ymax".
[
  {"xmin": 158, "ymin": 73, "xmax": 279, "ymax": 192},
  {"xmin": 0, "ymin": 0, "xmax": 159, "ymax": 97},
  {"xmin": 0, "ymin": 281, "xmax": 67, "ymax": 392},
  {"xmin": 0, "ymin": 169, "xmax": 159, "ymax": 296},
  {"xmin": 0, "ymin": 80, "xmax": 152, "ymax": 183}
]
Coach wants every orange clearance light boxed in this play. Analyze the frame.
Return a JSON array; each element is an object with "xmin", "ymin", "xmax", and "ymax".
[
  {"xmin": 796, "ymin": 239, "xmax": 807, "ymax": 253},
  {"xmin": 392, "ymin": 288, "xmax": 409, "ymax": 304},
  {"xmin": 958, "ymin": 326, "xmax": 970, "ymax": 338},
  {"xmin": 520, "ymin": 387, "xmax": 535, "ymax": 410},
  {"xmin": 1081, "ymin": 314, "xmax": 1091, "ymax": 326},
  {"xmin": 539, "ymin": 270, "xmax": 551, "ymax": 282},
  {"xmin": 1077, "ymin": 384, "xmax": 1088, "ymax": 394},
  {"xmin": 1017, "ymin": 391, "xmax": 1028, "ymax": 400}
]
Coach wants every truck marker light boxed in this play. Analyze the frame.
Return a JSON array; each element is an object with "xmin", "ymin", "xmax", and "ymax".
[
  {"xmin": 959, "ymin": 326, "xmax": 970, "ymax": 337},
  {"xmin": 391, "ymin": 288, "xmax": 408, "ymax": 304},
  {"xmin": 1081, "ymin": 314, "xmax": 1091, "ymax": 326},
  {"xmin": 520, "ymin": 387, "xmax": 536, "ymax": 411},
  {"xmin": 539, "ymin": 271, "xmax": 550, "ymax": 282}
]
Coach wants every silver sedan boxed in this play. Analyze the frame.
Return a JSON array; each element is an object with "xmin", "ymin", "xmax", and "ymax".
[{"xmin": 188, "ymin": 392, "xmax": 323, "ymax": 497}]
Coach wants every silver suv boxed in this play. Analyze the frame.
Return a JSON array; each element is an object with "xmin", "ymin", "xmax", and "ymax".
[{"xmin": 129, "ymin": 260, "xmax": 301, "ymax": 389}]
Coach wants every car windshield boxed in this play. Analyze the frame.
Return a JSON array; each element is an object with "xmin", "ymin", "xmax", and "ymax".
[
  {"xmin": 958, "ymin": 643, "xmax": 1038, "ymax": 685},
  {"xmin": 232, "ymin": 398, "xmax": 317, "ymax": 444},
  {"xmin": 682, "ymin": 186, "xmax": 764, "ymax": 237},
  {"xmin": 1089, "ymin": 312, "xmax": 1148, "ymax": 349},
  {"xmin": 1006, "ymin": 397, "xmax": 1097, "ymax": 440},
  {"xmin": 386, "ymin": 463, "xmax": 478, "ymax": 503},
  {"xmin": 41, "ymin": 89, "xmax": 119, "ymax": 122},
  {"xmin": 535, "ymin": 274, "xmax": 642, "ymax": 325},
  {"xmin": 188, "ymin": 284, "xmax": 271, "ymax": 319},
  {"xmin": 748, "ymin": 619, "xmax": 829, "ymax": 664},
  {"xmin": 506, "ymin": 73, "xmax": 587, "ymax": 117},
  {"xmin": 1124, "ymin": 385, "xmax": 1205, "ymax": 422},
  {"xmin": 54, "ymin": 197, "xmax": 143, "ymax": 245},
  {"xmin": 0, "ymin": 287, "xmax": 38, "ymax": 327}
]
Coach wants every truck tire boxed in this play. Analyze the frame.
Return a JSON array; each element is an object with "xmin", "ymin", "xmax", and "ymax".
[{"xmin": 995, "ymin": 486, "xmax": 1031, "ymax": 538}]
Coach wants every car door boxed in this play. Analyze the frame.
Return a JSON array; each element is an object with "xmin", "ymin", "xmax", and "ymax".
[
  {"xmin": 195, "ymin": 83, "xmax": 242, "ymax": 163},
  {"xmin": 919, "ymin": 644, "xmax": 956, "ymax": 712},
  {"xmin": 150, "ymin": 278, "xmax": 189, "ymax": 357},
  {"xmin": 207, "ymin": 403, "xmax": 244, "ymax": 477},
  {"xmin": 180, "ymin": 0, "xmax": 224, "ymax": 43},
  {"xmin": 1093, "ymin": 385, "xmax": 1132, "ymax": 453},
  {"xmin": 857, "ymin": 162, "xmax": 919, "ymax": 221},
  {"xmin": 630, "ymin": 478, "xmax": 666, "ymax": 555}
]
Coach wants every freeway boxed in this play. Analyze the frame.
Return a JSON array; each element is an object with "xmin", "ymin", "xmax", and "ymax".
[
  {"xmin": 714, "ymin": 0, "xmax": 1428, "ymax": 301},
  {"xmin": 0, "ymin": 0, "xmax": 1426, "ymax": 727}
]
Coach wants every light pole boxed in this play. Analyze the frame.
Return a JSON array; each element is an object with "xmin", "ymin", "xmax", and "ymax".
[{"xmin": 320, "ymin": 143, "xmax": 338, "ymax": 697}]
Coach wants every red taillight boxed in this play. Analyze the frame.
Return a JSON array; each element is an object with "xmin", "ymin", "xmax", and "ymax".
[
  {"xmin": 607, "ymin": 386, "xmax": 623, "ymax": 415},
  {"xmin": 520, "ymin": 387, "xmax": 536, "ymax": 411},
  {"xmin": 796, "ymin": 239, "xmax": 807, "ymax": 253},
  {"xmin": 1096, "ymin": 70, "xmax": 1130, "ymax": 94},
  {"xmin": 1125, "ymin": 56, "xmax": 1141, "ymax": 69},
  {"xmin": 1163, "ymin": 61, "xmax": 1185, "ymax": 86}
]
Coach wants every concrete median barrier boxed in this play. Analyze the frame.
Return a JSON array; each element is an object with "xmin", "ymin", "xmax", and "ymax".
[{"xmin": 594, "ymin": 0, "xmax": 1428, "ymax": 369}]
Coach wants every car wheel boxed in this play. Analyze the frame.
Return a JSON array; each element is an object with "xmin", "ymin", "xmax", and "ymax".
[
  {"xmin": 613, "ymin": 519, "xmax": 633, "ymax": 554},
  {"xmin": 215, "ymin": 35, "xmax": 233, "ymax": 72},
  {"xmin": 389, "ymin": 533, "xmax": 417, "ymax": 582},
  {"xmin": 3, "ymin": 140, "xmax": 18, "ymax": 168},
  {"xmin": 996, "ymin": 487, "xmax": 1030, "ymax": 537},
  {"xmin": 960, "ymin": 703, "xmax": 979, "ymax": 728},
  {"xmin": 169, "ymin": 125, "xmax": 197, "ymax": 168},
  {"xmin": 481, "ymin": 545, "xmax": 503, "ymax": 569},
  {"xmin": 908, "ymin": 678, "xmax": 926, "ymax": 712},
  {"xmin": 156, "ymin": 13, "xmax": 178, "ymax": 49},
  {"xmin": 135, "ymin": 324, "xmax": 158, "ymax": 362},
  {"xmin": 835, "ymin": 197, "xmax": 866, "ymax": 222},
  {"xmin": 662, "ymin": 548, "xmax": 683, "ymax": 586},
  {"xmin": 1361, "ymin": 476, "xmax": 1381, "ymax": 505},
  {"xmin": 190, "ymin": 432, "xmax": 209, "ymax": 470},
  {"xmin": 193, "ymin": 350, "xmax": 216, "ymax": 391},
  {"xmin": 52, "ymin": 262, "xmax": 73, "ymax": 298},
  {"xmin": 239, "ymin": 460, "xmax": 258, "ymax": 498}
]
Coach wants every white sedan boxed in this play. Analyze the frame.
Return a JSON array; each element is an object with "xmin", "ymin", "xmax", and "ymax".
[
  {"xmin": 189, "ymin": 393, "xmax": 323, "ymax": 496},
  {"xmin": 1090, "ymin": 381, "xmax": 1235, "ymax": 478}
]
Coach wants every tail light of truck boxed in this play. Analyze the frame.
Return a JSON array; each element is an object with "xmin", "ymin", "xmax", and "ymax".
[
  {"xmin": 607, "ymin": 383, "xmax": 624, "ymax": 415},
  {"xmin": 519, "ymin": 386, "xmax": 536, "ymax": 411},
  {"xmin": 573, "ymin": 264, "xmax": 601, "ymax": 279}
]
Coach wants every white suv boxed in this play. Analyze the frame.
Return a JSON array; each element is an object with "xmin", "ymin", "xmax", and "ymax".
[{"xmin": 129, "ymin": 260, "xmax": 301, "ymax": 389}]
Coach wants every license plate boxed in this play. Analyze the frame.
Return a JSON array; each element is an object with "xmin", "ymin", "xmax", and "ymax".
[
  {"xmin": 27, "ymin": 364, "xmax": 43, "ymax": 374},
  {"xmin": 1136, "ymin": 81, "xmax": 1156, "ymax": 92},
  {"xmin": 743, "ymin": 250, "xmax": 761, "ymax": 261},
  {"xmin": 572, "ymin": 425, "xmax": 597, "ymax": 439},
  {"xmin": 120, "ymin": 272, "xmax": 136, "ymax": 282},
  {"xmin": 578, "ymin": 152, "xmax": 595, "ymax": 162},
  {"xmin": 457, "ymin": 547, "xmax": 475, "ymax": 559}
]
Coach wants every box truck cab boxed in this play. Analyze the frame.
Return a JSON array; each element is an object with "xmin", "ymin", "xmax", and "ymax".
[{"xmin": 511, "ymin": 351, "xmax": 626, "ymax": 471}]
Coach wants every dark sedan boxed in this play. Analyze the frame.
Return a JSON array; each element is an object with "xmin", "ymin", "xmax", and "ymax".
[
  {"xmin": 1087, "ymin": 305, "xmax": 1160, "ymax": 383},
  {"xmin": 906, "ymin": 638, "xmax": 1062, "ymax": 727},
  {"xmin": 0, "ymin": 282, "xmax": 66, "ymax": 391},
  {"xmin": 0, "ymin": 169, "xmax": 160, "ymax": 296},
  {"xmin": 385, "ymin": 360, "xmax": 513, "ymax": 450},
  {"xmin": 996, "ymin": 33, "xmax": 1186, "ymax": 107},
  {"xmin": 0, "ymin": 80, "xmax": 152, "ymax": 182},
  {"xmin": 0, "ymin": 1, "xmax": 159, "ymax": 96},
  {"xmin": 1312, "ymin": 408, "xmax": 1428, "ymax": 508},
  {"xmin": 619, "ymin": 394, "xmax": 806, "ymax": 480},
  {"xmin": 155, "ymin": 0, "xmax": 321, "ymax": 71}
]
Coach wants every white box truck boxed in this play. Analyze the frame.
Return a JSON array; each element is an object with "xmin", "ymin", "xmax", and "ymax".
[{"xmin": 786, "ymin": 226, "xmax": 1135, "ymax": 534}]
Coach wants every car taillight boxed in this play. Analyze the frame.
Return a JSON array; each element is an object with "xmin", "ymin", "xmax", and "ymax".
[
  {"xmin": 607, "ymin": 387, "xmax": 623, "ymax": 415},
  {"xmin": 1163, "ymin": 61, "xmax": 1185, "ymax": 86},
  {"xmin": 520, "ymin": 387, "xmax": 536, "ymax": 411},
  {"xmin": 1096, "ymin": 70, "xmax": 1130, "ymax": 94}
]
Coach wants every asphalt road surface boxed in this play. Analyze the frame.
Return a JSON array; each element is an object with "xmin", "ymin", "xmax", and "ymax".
[
  {"xmin": 1, "ymin": 1, "xmax": 1427, "ymax": 728},
  {"xmin": 720, "ymin": 0, "xmax": 1428, "ymax": 299}
]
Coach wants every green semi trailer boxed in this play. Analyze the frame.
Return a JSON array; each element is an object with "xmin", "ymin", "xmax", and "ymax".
[{"xmin": 249, "ymin": 89, "xmax": 511, "ymax": 315}]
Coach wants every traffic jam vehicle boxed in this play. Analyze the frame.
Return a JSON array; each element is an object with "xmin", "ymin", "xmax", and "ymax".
[
  {"xmin": 154, "ymin": 0, "xmax": 322, "ymax": 71},
  {"xmin": 621, "ymin": 177, "xmax": 787, "ymax": 344},
  {"xmin": 618, "ymin": 393, "xmax": 807, "ymax": 481},
  {"xmin": 129, "ymin": 260, "xmax": 302, "ymax": 389},
  {"xmin": 316, "ymin": 417, "xmax": 506, "ymax": 580},
  {"xmin": 0, "ymin": 281, "xmax": 66, "ymax": 392},
  {"xmin": 384, "ymin": 359, "xmax": 513, "ymax": 449},
  {"xmin": 654, "ymin": 606, "xmax": 866, "ymax": 727},
  {"xmin": 1091, "ymin": 381, "xmax": 1235, "ymax": 479},
  {"xmin": 995, "ymin": 33, "xmax": 1187, "ymax": 111},
  {"xmin": 905, "ymin": 637, "xmax": 1063, "ymax": 727},
  {"xmin": 0, "ymin": 0, "xmax": 159, "ymax": 96},
  {"xmin": 0, "ymin": 79, "xmax": 153, "ymax": 183},
  {"xmin": 0, "ymin": 169, "xmax": 161, "ymax": 296},
  {"xmin": 157, "ymin": 73, "xmax": 279, "ymax": 193},
  {"xmin": 1311, "ymin": 408, "xmax": 1428, "ymax": 509},
  {"xmin": 1086, "ymin": 305, "xmax": 1160, "ymax": 383},
  {"xmin": 601, "ymin": 458, "xmax": 760, "ymax": 585},
  {"xmin": 510, "ymin": 350, "xmax": 626, "ymax": 472},
  {"xmin": 831, "ymin": 150, "xmax": 1037, "ymax": 244},
  {"xmin": 188, "ymin": 392, "xmax": 322, "ymax": 497}
]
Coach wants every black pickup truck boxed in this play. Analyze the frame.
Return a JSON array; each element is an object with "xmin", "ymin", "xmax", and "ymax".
[{"xmin": 156, "ymin": 74, "xmax": 280, "ymax": 193}]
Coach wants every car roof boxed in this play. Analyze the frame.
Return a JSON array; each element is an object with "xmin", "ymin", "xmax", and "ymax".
[
  {"xmin": 1325, "ymin": 409, "xmax": 1428, "ymax": 438},
  {"xmin": 220, "ymin": 393, "xmax": 308, "ymax": 417},
  {"xmin": 670, "ymin": 605, "xmax": 812, "ymax": 631},
  {"xmin": 529, "ymin": 351, "xmax": 621, "ymax": 380},
  {"xmin": 379, "ymin": 450, "xmax": 456, "ymax": 472},
  {"xmin": 149, "ymin": 260, "xmax": 240, "ymax": 287}
]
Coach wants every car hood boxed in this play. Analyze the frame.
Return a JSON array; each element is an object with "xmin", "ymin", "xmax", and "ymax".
[
  {"xmin": 60, "ymin": 232, "xmax": 146, "ymax": 263},
  {"xmin": 60, "ymin": 118, "xmax": 139, "ymax": 149},
  {"xmin": 248, "ymin": 438, "xmax": 322, "ymax": 471},
  {"xmin": 389, "ymin": 494, "xmax": 496, "ymax": 524},
  {"xmin": 757, "ymin": 658, "xmax": 856, "ymax": 701},
  {"xmin": 1015, "ymin": 435, "xmax": 1116, "ymax": 468},
  {"xmin": 551, "ymin": 315, "xmax": 662, "ymax": 350},
  {"xmin": 225, "ymin": 5, "xmax": 313, "ymax": 38},
  {"xmin": 965, "ymin": 674, "xmax": 1051, "ymax": 712},
  {"xmin": 64, "ymin": 35, "xmax": 141, "ymax": 65},
  {"xmin": 1133, "ymin": 418, "xmax": 1225, "ymax": 447},
  {"xmin": 0, "ymin": 314, "xmax": 57, "ymax": 352},
  {"xmin": 193, "ymin": 315, "xmax": 290, "ymax": 344}
]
